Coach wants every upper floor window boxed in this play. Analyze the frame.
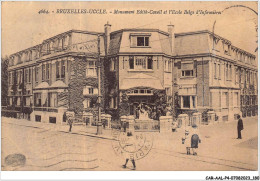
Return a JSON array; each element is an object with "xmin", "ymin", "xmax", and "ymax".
[
  {"xmin": 181, "ymin": 61, "xmax": 194, "ymax": 77},
  {"xmin": 35, "ymin": 67, "xmax": 39, "ymax": 82},
  {"xmin": 130, "ymin": 33, "xmax": 151, "ymax": 47},
  {"xmin": 164, "ymin": 59, "xmax": 172, "ymax": 72},
  {"xmin": 129, "ymin": 56, "xmax": 153, "ymax": 70},
  {"xmin": 46, "ymin": 64, "xmax": 50, "ymax": 80},
  {"xmin": 83, "ymin": 86, "xmax": 98, "ymax": 95},
  {"xmin": 56, "ymin": 60, "xmax": 66, "ymax": 80},
  {"xmin": 42, "ymin": 64, "xmax": 46, "ymax": 81},
  {"xmin": 9, "ymin": 72, "xmax": 13, "ymax": 85},
  {"xmin": 25, "ymin": 69, "xmax": 28, "ymax": 83},
  {"xmin": 86, "ymin": 60, "xmax": 97, "ymax": 77},
  {"xmin": 137, "ymin": 37, "xmax": 149, "ymax": 47}
]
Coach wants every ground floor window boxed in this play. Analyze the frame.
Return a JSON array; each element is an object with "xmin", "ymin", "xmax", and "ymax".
[
  {"xmin": 181, "ymin": 96, "xmax": 196, "ymax": 109},
  {"xmin": 35, "ymin": 115, "xmax": 41, "ymax": 122},
  {"xmin": 49, "ymin": 117, "xmax": 56, "ymax": 124},
  {"xmin": 34, "ymin": 93, "xmax": 42, "ymax": 107},
  {"xmin": 48, "ymin": 93, "xmax": 58, "ymax": 107},
  {"xmin": 83, "ymin": 98, "xmax": 97, "ymax": 108}
]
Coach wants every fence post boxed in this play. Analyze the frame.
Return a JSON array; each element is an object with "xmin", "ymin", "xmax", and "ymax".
[
  {"xmin": 126, "ymin": 116, "xmax": 135, "ymax": 133},
  {"xmin": 159, "ymin": 116, "xmax": 172, "ymax": 133}
]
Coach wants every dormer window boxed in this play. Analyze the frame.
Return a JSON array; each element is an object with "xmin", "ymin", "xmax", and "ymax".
[
  {"xmin": 130, "ymin": 33, "xmax": 151, "ymax": 48},
  {"xmin": 137, "ymin": 37, "xmax": 149, "ymax": 47}
]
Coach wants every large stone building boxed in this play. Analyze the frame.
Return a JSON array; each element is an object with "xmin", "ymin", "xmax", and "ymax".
[
  {"xmin": 4, "ymin": 23, "xmax": 257, "ymax": 124},
  {"xmin": 174, "ymin": 30, "xmax": 257, "ymax": 121},
  {"xmin": 6, "ymin": 30, "xmax": 105, "ymax": 124}
]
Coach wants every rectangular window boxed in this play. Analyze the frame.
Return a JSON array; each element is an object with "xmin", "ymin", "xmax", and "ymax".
[
  {"xmin": 137, "ymin": 37, "xmax": 149, "ymax": 47},
  {"xmin": 83, "ymin": 86, "xmax": 97, "ymax": 95},
  {"xmin": 56, "ymin": 61, "xmax": 60, "ymax": 79},
  {"xmin": 182, "ymin": 70, "xmax": 193, "ymax": 77},
  {"xmin": 218, "ymin": 64, "xmax": 221, "ymax": 79},
  {"xmin": 34, "ymin": 93, "xmax": 42, "ymax": 107},
  {"xmin": 129, "ymin": 56, "xmax": 153, "ymax": 70},
  {"xmin": 181, "ymin": 62, "xmax": 193, "ymax": 77},
  {"xmin": 226, "ymin": 64, "xmax": 229, "ymax": 80},
  {"xmin": 49, "ymin": 117, "xmax": 56, "ymax": 124},
  {"xmin": 135, "ymin": 57, "xmax": 146, "ymax": 70},
  {"xmin": 61, "ymin": 61, "xmax": 65, "ymax": 78},
  {"xmin": 48, "ymin": 92, "xmax": 57, "ymax": 107},
  {"xmin": 89, "ymin": 88, "xmax": 94, "ymax": 95},
  {"xmin": 28, "ymin": 68, "xmax": 31, "ymax": 83},
  {"xmin": 129, "ymin": 56, "xmax": 134, "ymax": 69},
  {"xmin": 86, "ymin": 60, "xmax": 97, "ymax": 77},
  {"xmin": 46, "ymin": 64, "xmax": 50, "ymax": 80},
  {"xmin": 35, "ymin": 67, "xmax": 39, "ymax": 82},
  {"xmin": 214, "ymin": 63, "xmax": 217, "ymax": 78},
  {"xmin": 192, "ymin": 96, "xmax": 196, "ymax": 108},
  {"xmin": 25, "ymin": 69, "xmax": 28, "ymax": 83},
  {"xmin": 35, "ymin": 115, "xmax": 41, "ymax": 122},
  {"xmin": 42, "ymin": 64, "xmax": 46, "ymax": 81},
  {"xmin": 83, "ymin": 98, "xmax": 96, "ymax": 108},
  {"xmin": 148, "ymin": 56, "xmax": 153, "ymax": 70},
  {"xmin": 183, "ymin": 96, "xmax": 190, "ymax": 108},
  {"xmin": 164, "ymin": 59, "xmax": 172, "ymax": 72}
]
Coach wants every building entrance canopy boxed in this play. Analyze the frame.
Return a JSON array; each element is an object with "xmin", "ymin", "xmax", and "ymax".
[{"xmin": 120, "ymin": 73, "xmax": 163, "ymax": 90}]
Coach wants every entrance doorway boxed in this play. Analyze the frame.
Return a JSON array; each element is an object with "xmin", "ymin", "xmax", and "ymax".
[{"xmin": 129, "ymin": 96, "xmax": 156, "ymax": 119}]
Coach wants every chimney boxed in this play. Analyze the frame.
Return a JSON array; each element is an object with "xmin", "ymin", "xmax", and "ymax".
[
  {"xmin": 104, "ymin": 21, "xmax": 111, "ymax": 55},
  {"xmin": 167, "ymin": 23, "xmax": 175, "ymax": 56}
]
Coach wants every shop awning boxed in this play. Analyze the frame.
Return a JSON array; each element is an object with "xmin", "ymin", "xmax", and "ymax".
[{"xmin": 120, "ymin": 73, "xmax": 164, "ymax": 90}]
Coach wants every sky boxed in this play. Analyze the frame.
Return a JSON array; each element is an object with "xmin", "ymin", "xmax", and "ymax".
[{"xmin": 1, "ymin": 1, "xmax": 258, "ymax": 57}]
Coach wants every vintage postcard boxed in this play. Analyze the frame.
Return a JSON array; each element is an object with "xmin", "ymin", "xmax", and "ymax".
[{"xmin": 1, "ymin": 1, "xmax": 259, "ymax": 179}]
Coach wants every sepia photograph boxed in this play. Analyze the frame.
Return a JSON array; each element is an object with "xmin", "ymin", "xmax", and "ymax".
[{"xmin": 1, "ymin": 1, "xmax": 259, "ymax": 180}]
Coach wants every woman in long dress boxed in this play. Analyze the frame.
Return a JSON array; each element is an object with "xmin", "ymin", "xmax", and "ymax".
[{"xmin": 190, "ymin": 124, "xmax": 201, "ymax": 155}]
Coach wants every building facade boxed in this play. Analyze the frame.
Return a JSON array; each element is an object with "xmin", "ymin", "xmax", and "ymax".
[
  {"xmin": 174, "ymin": 30, "xmax": 257, "ymax": 121},
  {"xmin": 6, "ymin": 30, "xmax": 105, "ymax": 124},
  {"xmin": 4, "ymin": 23, "xmax": 257, "ymax": 124}
]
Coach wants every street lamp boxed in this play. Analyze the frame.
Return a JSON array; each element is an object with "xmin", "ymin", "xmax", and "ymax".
[{"xmin": 96, "ymin": 35, "xmax": 102, "ymax": 135}]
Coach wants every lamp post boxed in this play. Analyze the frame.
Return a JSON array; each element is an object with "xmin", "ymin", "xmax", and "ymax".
[{"xmin": 96, "ymin": 35, "xmax": 102, "ymax": 135}]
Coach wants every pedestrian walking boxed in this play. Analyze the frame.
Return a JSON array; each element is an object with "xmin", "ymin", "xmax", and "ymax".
[
  {"xmin": 237, "ymin": 115, "xmax": 244, "ymax": 139},
  {"xmin": 122, "ymin": 131, "xmax": 136, "ymax": 170},
  {"xmin": 68, "ymin": 116, "xmax": 74, "ymax": 132},
  {"xmin": 182, "ymin": 124, "xmax": 201, "ymax": 155},
  {"xmin": 190, "ymin": 124, "xmax": 201, "ymax": 155},
  {"xmin": 182, "ymin": 129, "xmax": 191, "ymax": 155}
]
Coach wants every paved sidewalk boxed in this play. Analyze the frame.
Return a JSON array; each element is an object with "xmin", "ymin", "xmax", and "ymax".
[{"xmin": 2, "ymin": 117, "xmax": 115, "ymax": 140}]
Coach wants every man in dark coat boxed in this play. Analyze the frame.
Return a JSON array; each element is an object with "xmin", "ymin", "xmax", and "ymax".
[{"xmin": 237, "ymin": 115, "xmax": 243, "ymax": 139}]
